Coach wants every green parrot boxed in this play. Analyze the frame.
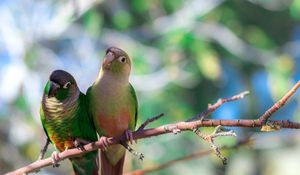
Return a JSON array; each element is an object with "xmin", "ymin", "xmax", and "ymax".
[
  {"xmin": 87, "ymin": 47, "xmax": 138, "ymax": 175},
  {"xmin": 40, "ymin": 70, "xmax": 99, "ymax": 175}
]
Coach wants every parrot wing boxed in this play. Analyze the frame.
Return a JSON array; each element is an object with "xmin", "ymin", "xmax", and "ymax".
[
  {"xmin": 40, "ymin": 105, "xmax": 52, "ymax": 143},
  {"xmin": 129, "ymin": 83, "xmax": 138, "ymax": 129}
]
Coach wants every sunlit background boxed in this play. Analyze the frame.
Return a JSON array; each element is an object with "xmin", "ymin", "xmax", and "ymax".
[{"xmin": 1, "ymin": 0, "xmax": 300, "ymax": 174}]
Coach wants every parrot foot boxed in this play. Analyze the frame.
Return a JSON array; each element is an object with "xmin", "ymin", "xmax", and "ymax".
[
  {"xmin": 121, "ymin": 142, "xmax": 144, "ymax": 161},
  {"xmin": 73, "ymin": 138, "xmax": 90, "ymax": 152},
  {"xmin": 51, "ymin": 151, "xmax": 61, "ymax": 167},
  {"xmin": 125, "ymin": 129, "xmax": 136, "ymax": 144},
  {"xmin": 99, "ymin": 136, "xmax": 109, "ymax": 151}
]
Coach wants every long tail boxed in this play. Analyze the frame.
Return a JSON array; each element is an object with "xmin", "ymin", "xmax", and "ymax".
[
  {"xmin": 71, "ymin": 150, "xmax": 99, "ymax": 175},
  {"xmin": 100, "ymin": 150, "xmax": 125, "ymax": 175}
]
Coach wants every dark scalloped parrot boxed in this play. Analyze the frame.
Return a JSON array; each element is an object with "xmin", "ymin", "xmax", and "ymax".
[{"xmin": 40, "ymin": 70, "xmax": 99, "ymax": 175}]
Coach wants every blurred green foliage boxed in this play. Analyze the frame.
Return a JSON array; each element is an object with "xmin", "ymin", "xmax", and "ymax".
[{"xmin": 0, "ymin": 0, "xmax": 300, "ymax": 174}]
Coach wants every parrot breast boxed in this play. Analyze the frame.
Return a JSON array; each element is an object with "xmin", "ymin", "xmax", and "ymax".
[
  {"xmin": 42, "ymin": 91, "xmax": 81, "ymax": 151},
  {"xmin": 97, "ymin": 110, "xmax": 131, "ymax": 137}
]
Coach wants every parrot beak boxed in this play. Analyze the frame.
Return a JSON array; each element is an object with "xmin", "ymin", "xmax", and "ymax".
[
  {"xmin": 48, "ymin": 81, "xmax": 60, "ymax": 97},
  {"xmin": 103, "ymin": 51, "xmax": 115, "ymax": 68}
]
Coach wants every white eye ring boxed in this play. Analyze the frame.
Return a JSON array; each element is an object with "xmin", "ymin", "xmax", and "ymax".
[
  {"xmin": 63, "ymin": 82, "xmax": 71, "ymax": 89},
  {"xmin": 118, "ymin": 56, "xmax": 126, "ymax": 63}
]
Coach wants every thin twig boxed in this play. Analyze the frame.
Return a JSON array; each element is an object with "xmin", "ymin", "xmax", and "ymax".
[
  {"xmin": 259, "ymin": 81, "xmax": 300, "ymax": 124},
  {"xmin": 187, "ymin": 91, "xmax": 250, "ymax": 122},
  {"xmin": 137, "ymin": 113, "xmax": 164, "ymax": 131},
  {"xmin": 193, "ymin": 126, "xmax": 236, "ymax": 164},
  {"xmin": 124, "ymin": 138, "xmax": 252, "ymax": 175}
]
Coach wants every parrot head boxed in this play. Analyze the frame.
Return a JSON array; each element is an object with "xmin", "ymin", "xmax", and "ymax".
[
  {"xmin": 44, "ymin": 70, "xmax": 79, "ymax": 101},
  {"xmin": 101, "ymin": 47, "xmax": 131, "ymax": 77}
]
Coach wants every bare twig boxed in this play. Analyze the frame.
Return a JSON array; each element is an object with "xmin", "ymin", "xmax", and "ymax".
[
  {"xmin": 137, "ymin": 113, "xmax": 164, "ymax": 131},
  {"xmin": 193, "ymin": 126, "xmax": 236, "ymax": 164},
  {"xmin": 125, "ymin": 138, "xmax": 252, "ymax": 175},
  {"xmin": 187, "ymin": 91, "xmax": 250, "ymax": 121},
  {"xmin": 5, "ymin": 82, "xmax": 300, "ymax": 175},
  {"xmin": 259, "ymin": 81, "xmax": 300, "ymax": 124}
]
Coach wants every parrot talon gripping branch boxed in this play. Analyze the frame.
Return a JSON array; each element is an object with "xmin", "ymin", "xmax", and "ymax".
[
  {"xmin": 120, "ymin": 142, "xmax": 144, "ymax": 161},
  {"xmin": 73, "ymin": 138, "xmax": 91, "ymax": 152}
]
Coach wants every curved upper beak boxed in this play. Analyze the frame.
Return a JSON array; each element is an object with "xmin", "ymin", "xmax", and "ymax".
[
  {"xmin": 103, "ymin": 51, "xmax": 115, "ymax": 68},
  {"xmin": 48, "ymin": 81, "xmax": 60, "ymax": 97}
]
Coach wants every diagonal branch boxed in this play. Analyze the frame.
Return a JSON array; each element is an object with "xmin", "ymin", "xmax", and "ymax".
[
  {"xmin": 5, "ymin": 82, "xmax": 300, "ymax": 175},
  {"xmin": 187, "ymin": 91, "xmax": 250, "ymax": 122},
  {"xmin": 259, "ymin": 81, "xmax": 300, "ymax": 124},
  {"xmin": 137, "ymin": 113, "xmax": 165, "ymax": 131}
]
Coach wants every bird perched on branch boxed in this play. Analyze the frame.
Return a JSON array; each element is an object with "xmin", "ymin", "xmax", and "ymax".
[
  {"xmin": 87, "ymin": 47, "xmax": 138, "ymax": 175},
  {"xmin": 40, "ymin": 70, "xmax": 99, "ymax": 175}
]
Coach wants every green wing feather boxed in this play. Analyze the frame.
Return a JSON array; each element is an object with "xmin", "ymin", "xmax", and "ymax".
[
  {"xmin": 40, "ymin": 106, "xmax": 52, "ymax": 143},
  {"xmin": 71, "ymin": 93, "xmax": 99, "ymax": 175},
  {"xmin": 78, "ymin": 93, "xmax": 98, "ymax": 142},
  {"xmin": 129, "ymin": 83, "xmax": 138, "ymax": 129}
]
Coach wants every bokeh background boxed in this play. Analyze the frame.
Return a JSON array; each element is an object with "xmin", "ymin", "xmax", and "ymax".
[{"xmin": 1, "ymin": 0, "xmax": 300, "ymax": 174}]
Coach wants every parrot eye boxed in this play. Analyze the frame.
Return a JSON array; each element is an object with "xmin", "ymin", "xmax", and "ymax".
[
  {"xmin": 63, "ymin": 82, "xmax": 71, "ymax": 89},
  {"xmin": 118, "ymin": 56, "xmax": 126, "ymax": 64}
]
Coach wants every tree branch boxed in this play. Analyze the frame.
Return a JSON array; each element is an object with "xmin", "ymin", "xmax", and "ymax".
[{"xmin": 5, "ymin": 81, "xmax": 300, "ymax": 175}]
